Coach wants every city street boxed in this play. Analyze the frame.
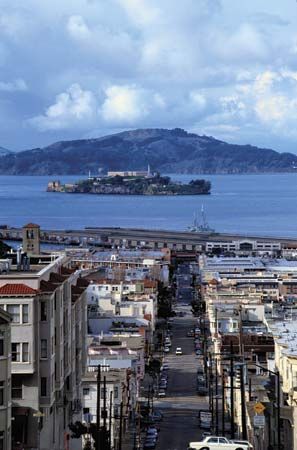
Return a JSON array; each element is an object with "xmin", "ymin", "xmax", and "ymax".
[{"xmin": 153, "ymin": 264, "xmax": 209, "ymax": 450}]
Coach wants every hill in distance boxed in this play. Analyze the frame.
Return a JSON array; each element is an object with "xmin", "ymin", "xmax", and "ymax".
[
  {"xmin": 0, "ymin": 146, "xmax": 12, "ymax": 156},
  {"xmin": 0, "ymin": 128, "xmax": 297, "ymax": 175}
]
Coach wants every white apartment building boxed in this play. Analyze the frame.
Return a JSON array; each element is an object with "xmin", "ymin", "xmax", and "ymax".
[
  {"xmin": 0, "ymin": 308, "xmax": 12, "ymax": 450},
  {"xmin": 0, "ymin": 253, "xmax": 88, "ymax": 450},
  {"xmin": 87, "ymin": 280, "xmax": 157, "ymax": 330}
]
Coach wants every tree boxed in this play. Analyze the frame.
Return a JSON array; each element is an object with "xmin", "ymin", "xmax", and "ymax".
[{"xmin": 69, "ymin": 422, "xmax": 109, "ymax": 449}]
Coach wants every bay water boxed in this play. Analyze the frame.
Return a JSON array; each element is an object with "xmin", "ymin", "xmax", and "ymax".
[{"xmin": 0, "ymin": 174, "xmax": 296, "ymax": 238}]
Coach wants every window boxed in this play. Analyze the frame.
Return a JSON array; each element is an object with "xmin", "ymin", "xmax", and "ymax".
[
  {"xmin": 11, "ymin": 343, "xmax": 29, "ymax": 362},
  {"xmin": 114, "ymin": 386, "xmax": 119, "ymax": 398},
  {"xmin": 41, "ymin": 340, "xmax": 47, "ymax": 359},
  {"xmin": 41, "ymin": 377, "xmax": 47, "ymax": 397},
  {"xmin": 40, "ymin": 301, "xmax": 47, "ymax": 321},
  {"xmin": 0, "ymin": 381, "xmax": 4, "ymax": 405},
  {"xmin": 7, "ymin": 305, "xmax": 20, "ymax": 323},
  {"xmin": 83, "ymin": 388, "xmax": 90, "ymax": 396},
  {"xmin": 22, "ymin": 343, "xmax": 29, "ymax": 362},
  {"xmin": 0, "ymin": 431, "xmax": 3, "ymax": 450},
  {"xmin": 11, "ymin": 377, "xmax": 22, "ymax": 399},
  {"xmin": 11, "ymin": 343, "xmax": 20, "ymax": 362},
  {"xmin": 83, "ymin": 407, "xmax": 90, "ymax": 414},
  {"xmin": 101, "ymin": 387, "xmax": 106, "ymax": 398},
  {"xmin": 22, "ymin": 304, "xmax": 29, "ymax": 323}
]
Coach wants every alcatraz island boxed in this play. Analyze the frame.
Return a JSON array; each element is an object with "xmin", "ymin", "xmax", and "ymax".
[{"xmin": 47, "ymin": 167, "xmax": 211, "ymax": 196}]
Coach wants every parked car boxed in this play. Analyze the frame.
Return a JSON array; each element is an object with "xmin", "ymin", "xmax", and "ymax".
[
  {"xmin": 151, "ymin": 411, "xmax": 163, "ymax": 421},
  {"xmin": 143, "ymin": 441, "xmax": 156, "ymax": 449},
  {"xmin": 230, "ymin": 440, "xmax": 253, "ymax": 449},
  {"xmin": 202, "ymin": 431, "xmax": 212, "ymax": 438},
  {"xmin": 164, "ymin": 346, "xmax": 170, "ymax": 353},
  {"xmin": 197, "ymin": 375, "xmax": 205, "ymax": 383},
  {"xmin": 175, "ymin": 347, "xmax": 183, "ymax": 355},
  {"xmin": 158, "ymin": 390, "xmax": 166, "ymax": 397},
  {"xmin": 188, "ymin": 436, "xmax": 251, "ymax": 449},
  {"xmin": 197, "ymin": 386, "xmax": 208, "ymax": 396},
  {"xmin": 196, "ymin": 349, "xmax": 203, "ymax": 355},
  {"xmin": 162, "ymin": 363, "xmax": 169, "ymax": 370},
  {"xmin": 146, "ymin": 429, "xmax": 158, "ymax": 438},
  {"xmin": 144, "ymin": 438, "xmax": 157, "ymax": 449}
]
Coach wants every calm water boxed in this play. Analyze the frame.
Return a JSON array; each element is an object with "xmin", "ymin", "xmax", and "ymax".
[{"xmin": 0, "ymin": 174, "xmax": 297, "ymax": 237}]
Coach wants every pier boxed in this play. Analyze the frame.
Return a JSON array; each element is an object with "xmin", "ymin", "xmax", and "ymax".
[{"xmin": 1, "ymin": 226, "xmax": 297, "ymax": 253}]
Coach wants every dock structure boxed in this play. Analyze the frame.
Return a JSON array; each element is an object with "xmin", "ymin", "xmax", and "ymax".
[{"xmin": 1, "ymin": 226, "xmax": 297, "ymax": 255}]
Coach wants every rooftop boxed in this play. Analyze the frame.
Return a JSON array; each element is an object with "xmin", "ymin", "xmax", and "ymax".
[
  {"xmin": 0, "ymin": 283, "xmax": 39, "ymax": 296},
  {"xmin": 267, "ymin": 319, "xmax": 297, "ymax": 357},
  {"xmin": 22, "ymin": 223, "xmax": 40, "ymax": 229}
]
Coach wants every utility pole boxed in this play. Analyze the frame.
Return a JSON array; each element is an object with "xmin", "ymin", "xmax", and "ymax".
[
  {"xmin": 109, "ymin": 391, "xmax": 113, "ymax": 450},
  {"xmin": 222, "ymin": 369, "xmax": 225, "ymax": 436},
  {"xmin": 239, "ymin": 364, "xmax": 247, "ymax": 440},
  {"xmin": 215, "ymin": 358, "xmax": 219, "ymax": 435},
  {"xmin": 208, "ymin": 353, "xmax": 214, "ymax": 431},
  {"xmin": 103, "ymin": 376, "xmax": 107, "ymax": 449},
  {"xmin": 277, "ymin": 371, "xmax": 281, "ymax": 450},
  {"xmin": 230, "ymin": 342, "xmax": 235, "ymax": 439},
  {"xmin": 119, "ymin": 401, "xmax": 123, "ymax": 450},
  {"xmin": 96, "ymin": 364, "xmax": 101, "ymax": 450}
]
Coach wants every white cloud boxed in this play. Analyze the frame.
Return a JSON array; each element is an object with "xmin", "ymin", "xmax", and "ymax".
[
  {"xmin": 1, "ymin": 0, "xmax": 297, "ymax": 151},
  {"xmin": 100, "ymin": 85, "xmax": 164, "ymax": 124},
  {"xmin": 254, "ymin": 95, "xmax": 288, "ymax": 123},
  {"xmin": 116, "ymin": 0, "xmax": 161, "ymax": 27},
  {"xmin": 0, "ymin": 78, "xmax": 27, "ymax": 92},
  {"xmin": 67, "ymin": 15, "xmax": 90, "ymax": 41},
  {"xmin": 189, "ymin": 92, "xmax": 206, "ymax": 110},
  {"xmin": 29, "ymin": 83, "xmax": 97, "ymax": 131}
]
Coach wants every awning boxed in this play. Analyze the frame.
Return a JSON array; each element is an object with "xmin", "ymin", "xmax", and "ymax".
[{"xmin": 12, "ymin": 407, "xmax": 30, "ymax": 416}]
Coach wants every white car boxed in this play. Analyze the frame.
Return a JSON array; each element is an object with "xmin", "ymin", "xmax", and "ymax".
[
  {"xmin": 158, "ymin": 390, "xmax": 166, "ymax": 397},
  {"xmin": 175, "ymin": 347, "xmax": 183, "ymax": 355},
  {"xmin": 230, "ymin": 441, "xmax": 253, "ymax": 450},
  {"xmin": 188, "ymin": 436, "xmax": 250, "ymax": 450}
]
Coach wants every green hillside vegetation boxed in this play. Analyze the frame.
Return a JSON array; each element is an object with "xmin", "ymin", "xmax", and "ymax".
[
  {"xmin": 1, "ymin": 128, "xmax": 297, "ymax": 174},
  {"xmin": 52, "ymin": 174, "xmax": 211, "ymax": 196}
]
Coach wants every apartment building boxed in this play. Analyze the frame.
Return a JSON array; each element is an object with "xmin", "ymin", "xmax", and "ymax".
[
  {"xmin": 81, "ymin": 333, "xmax": 145, "ymax": 449},
  {"xmin": 87, "ymin": 278, "xmax": 158, "ymax": 331},
  {"xmin": 200, "ymin": 255, "xmax": 297, "ymax": 450},
  {"xmin": 0, "ymin": 308, "xmax": 12, "ymax": 450},
  {"xmin": 81, "ymin": 367, "xmax": 129, "ymax": 450},
  {"xmin": 68, "ymin": 248, "xmax": 170, "ymax": 285},
  {"xmin": 0, "ymin": 250, "xmax": 88, "ymax": 450},
  {"xmin": 206, "ymin": 239, "xmax": 281, "ymax": 256}
]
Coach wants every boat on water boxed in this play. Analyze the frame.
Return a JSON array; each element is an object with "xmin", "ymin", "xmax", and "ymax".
[{"xmin": 187, "ymin": 205, "xmax": 215, "ymax": 234}]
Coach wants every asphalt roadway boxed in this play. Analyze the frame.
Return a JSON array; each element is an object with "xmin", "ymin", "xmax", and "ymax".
[{"xmin": 154, "ymin": 306, "xmax": 209, "ymax": 450}]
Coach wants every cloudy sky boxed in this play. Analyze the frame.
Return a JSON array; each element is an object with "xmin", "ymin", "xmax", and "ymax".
[{"xmin": 1, "ymin": 0, "xmax": 297, "ymax": 152}]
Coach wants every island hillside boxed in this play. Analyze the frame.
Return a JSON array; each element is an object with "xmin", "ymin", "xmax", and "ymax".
[
  {"xmin": 1, "ymin": 128, "xmax": 297, "ymax": 174},
  {"xmin": 47, "ymin": 173, "xmax": 211, "ymax": 196}
]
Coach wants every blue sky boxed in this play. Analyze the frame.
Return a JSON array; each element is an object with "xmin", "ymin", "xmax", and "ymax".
[{"xmin": 1, "ymin": 0, "xmax": 297, "ymax": 152}]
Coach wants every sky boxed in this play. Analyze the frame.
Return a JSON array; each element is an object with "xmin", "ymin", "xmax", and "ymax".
[{"xmin": 1, "ymin": 0, "xmax": 297, "ymax": 152}]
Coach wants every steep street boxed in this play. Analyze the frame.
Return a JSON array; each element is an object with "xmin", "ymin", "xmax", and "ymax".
[{"xmin": 154, "ymin": 264, "xmax": 208, "ymax": 450}]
